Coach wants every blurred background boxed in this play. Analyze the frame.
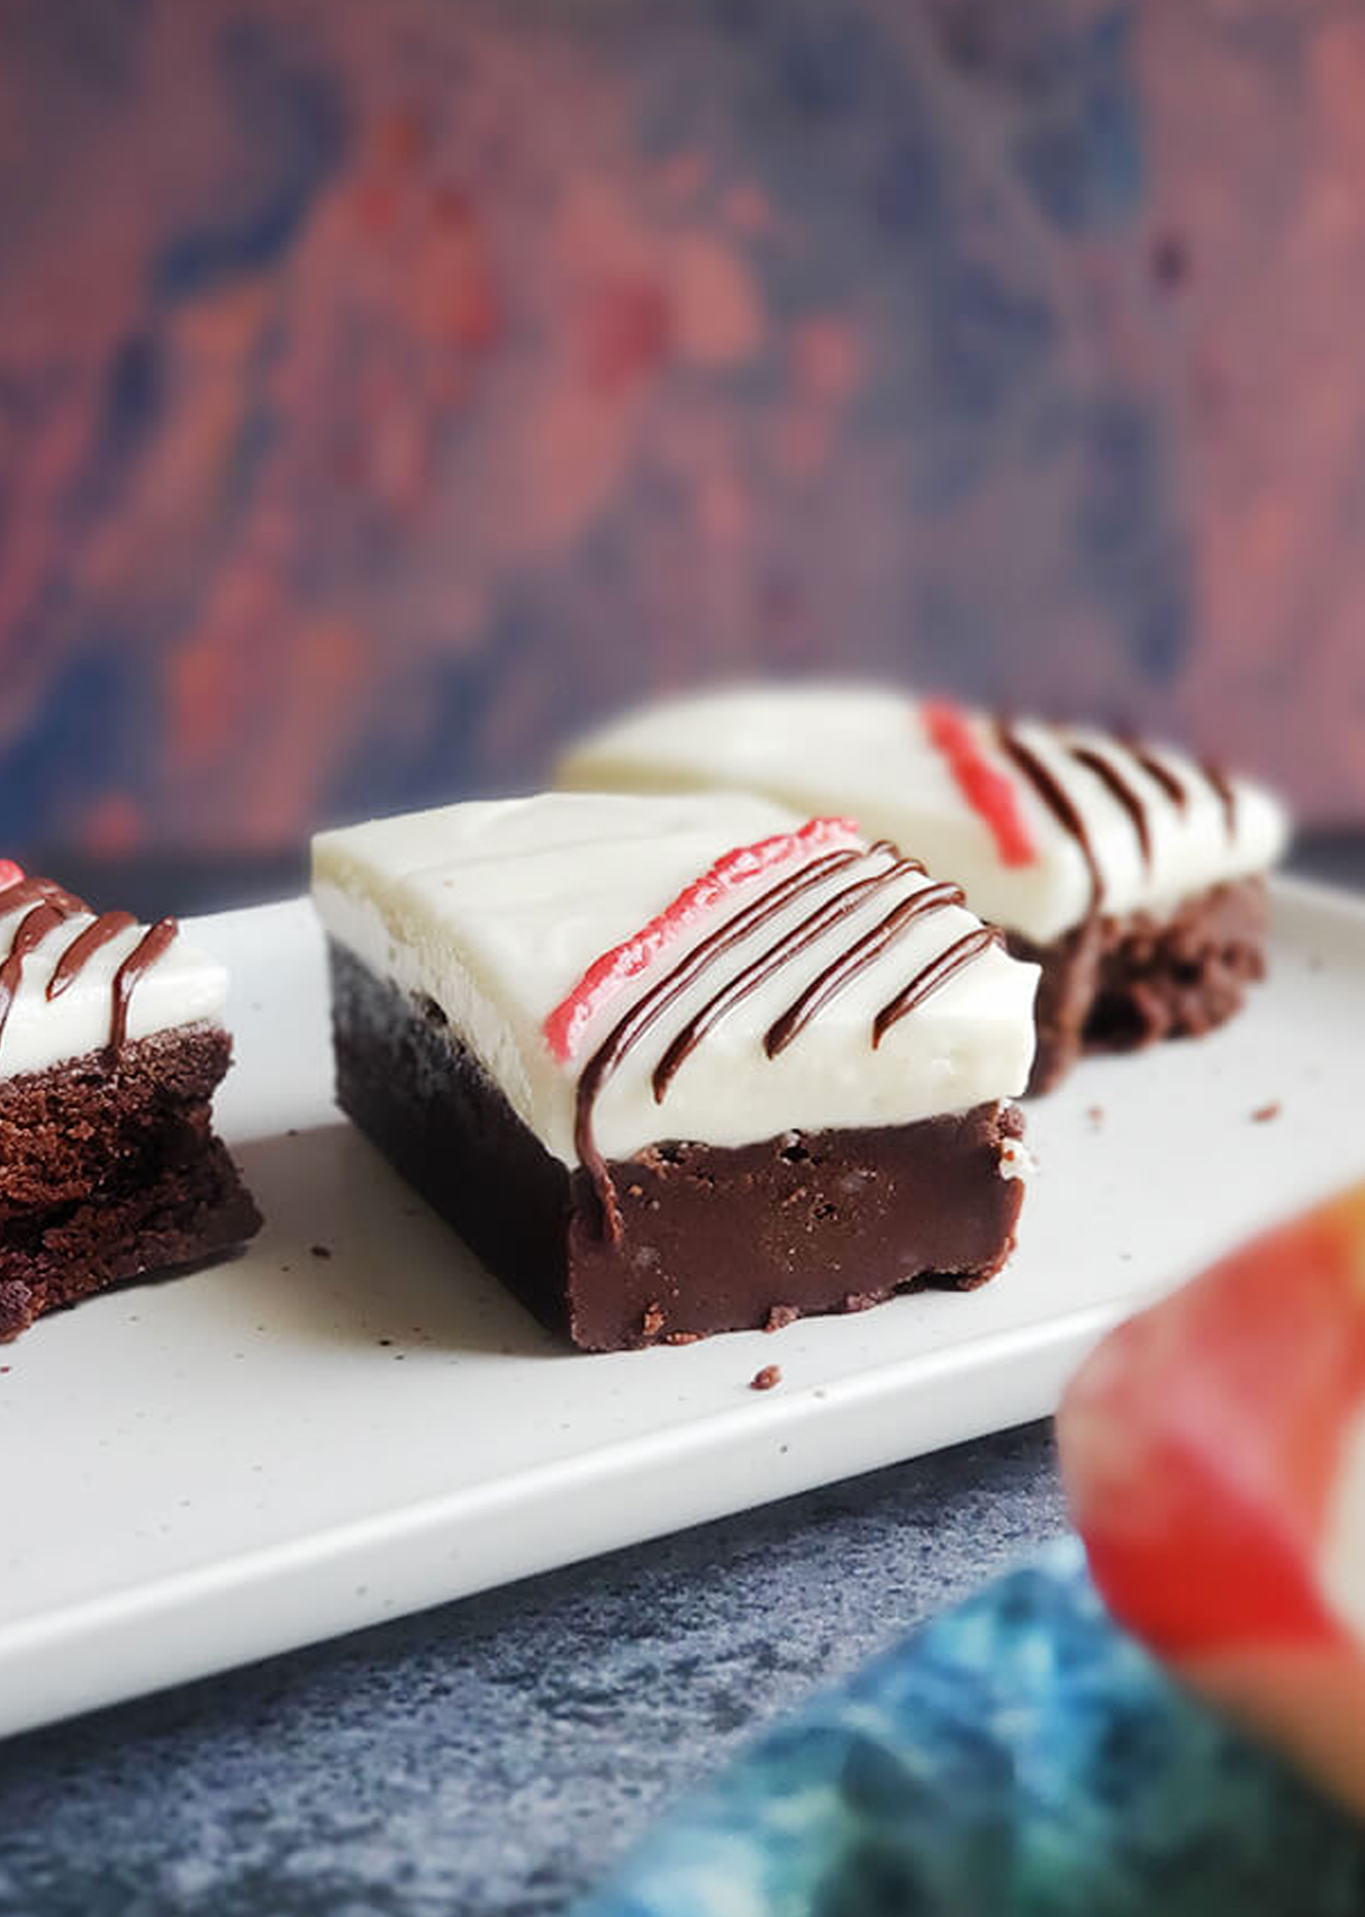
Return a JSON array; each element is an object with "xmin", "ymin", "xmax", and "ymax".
[{"xmin": 2, "ymin": 0, "xmax": 1361, "ymax": 899}]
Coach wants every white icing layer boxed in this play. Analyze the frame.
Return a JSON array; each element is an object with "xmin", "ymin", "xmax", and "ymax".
[
  {"xmin": 557, "ymin": 685, "xmax": 1291, "ymax": 945},
  {"xmin": 1320, "ymin": 1406, "xmax": 1365, "ymax": 1643},
  {"xmin": 313, "ymin": 791, "xmax": 1039, "ymax": 1167},
  {"xmin": 0, "ymin": 896, "xmax": 228, "ymax": 1079}
]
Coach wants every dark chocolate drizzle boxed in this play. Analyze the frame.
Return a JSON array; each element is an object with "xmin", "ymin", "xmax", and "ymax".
[
  {"xmin": 0, "ymin": 877, "xmax": 179, "ymax": 1058},
  {"xmin": 47, "ymin": 911, "xmax": 137, "ymax": 1000},
  {"xmin": 1068, "ymin": 744, "xmax": 1153, "ymax": 870},
  {"xmin": 111, "ymin": 918, "xmax": 179, "ymax": 1051},
  {"xmin": 1201, "ymin": 761, "xmax": 1238, "ymax": 839},
  {"xmin": 764, "ymin": 880, "xmax": 964, "ymax": 1058},
  {"xmin": 573, "ymin": 844, "xmax": 995, "ymax": 1241},
  {"xmin": 1127, "ymin": 736, "xmax": 1236, "ymax": 837},
  {"xmin": 0, "ymin": 904, "xmax": 73, "ymax": 1050},
  {"xmin": 873, "ymin": 928, "xmax": 1002, "ymax": 1046},
  {"xmin": 651, "ymin": 849, "xmax": 923, "ymax": 1098},
  {"xmin": 1129, "ymin": 743, "xmax": 1189, "ymax": 812},
  {"xmin": 996, "ymin": 724, "xmax": 1105, "ymax": 907},
  {"xmin": 0, "ymin": 877, "xmax": 86, "ymax": 918},
  {"xmin": 574, "ymin": 848, "xmax": 863, "ymax": 1239},
  {"xmin": 1009, "ymin": 725, "xmax": 1239, "ymax": 894}
]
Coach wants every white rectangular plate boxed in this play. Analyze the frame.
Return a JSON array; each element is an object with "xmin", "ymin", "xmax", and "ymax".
[{"xmin": 2, "ymin": 877, "xmax": 1361, "ymax": 1738}]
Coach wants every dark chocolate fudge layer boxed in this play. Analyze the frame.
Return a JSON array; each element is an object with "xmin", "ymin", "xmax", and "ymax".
[
  {"xmin": 329, "ymin": 942, "xmax": 1024, "ymax": 1352},
  {"xmin": 1010, "ymin": 877, "xmax": 1269, "ymax": 1096},
  {"xmin": 0, "ymin": 1024, "xmax": 262, "ymax": 1341}
]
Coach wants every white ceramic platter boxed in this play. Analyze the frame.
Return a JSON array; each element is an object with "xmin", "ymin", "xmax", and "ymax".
[{"xmin": 0, "ymin": 878, "xmax": 1359, "ymax": 1739}]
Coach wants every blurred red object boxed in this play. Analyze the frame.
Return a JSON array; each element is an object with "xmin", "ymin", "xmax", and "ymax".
[{"xmin": 1060, "ymin": 1186, "xmax": 1365, "ymax": 1814}]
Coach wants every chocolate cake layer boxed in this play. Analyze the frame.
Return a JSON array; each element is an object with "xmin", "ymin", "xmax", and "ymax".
[
  {"xmin": 1011, "ymin": 877, "xmax": 1269, "ymax": 1095},
  {"xmin": 0, "ymin": 1024, "xmax": 233, "ymax": 1217},
  {"xmin": 0, "ymin": 1022, "xmax": 262, "ymax": 1341},
  {"xmin": 0, "ymin": 1138, "xmax": 261, "ymax": 1341},
  {"xmin": 329, "ymin": 942, "xmax": 1024, "ymax": 1352}
]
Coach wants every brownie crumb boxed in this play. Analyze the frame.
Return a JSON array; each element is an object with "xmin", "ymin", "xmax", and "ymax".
[
  {"xmin": 310, "ymin": 1244, "xmax": 333, "ymax": 1260},
  {"xmin": 663, "ymin": 1331, "xmax": 701, "ymax": 1347},
  {"xmin": 1252, "ymin": 1101, "xmax": 1282, "ymax": 1124},
  {"xmin": 750, "ymin": 1365, "xmax": 782, "ymax": 1392},
  {"xmin": 1087, "ymin": 1105, "xmax": 1104, "ymax": 1128},
  {"xmin": 1010, "ymin": 875, "xmax": 1269, "ymax": 1093},
  {"xmin": 765, "ymin": 1304, "xmax": 798, "ymax": 1333},
  {"xmin": 842, "ymin": 1291, "xmax": 878, "ymax": 1314},
  {"xmin": 641, "ymin": 1301, "xmax": 665, "ymax": 1337}
]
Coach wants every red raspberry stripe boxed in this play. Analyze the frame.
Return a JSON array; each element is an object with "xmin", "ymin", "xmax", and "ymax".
[
  {"xmin": 923, "ymin": 701, "xmax": 1036, "ymax": 867},
  {"xmin": 543, "ymin": 816, "xmax": 861, "ymax": 1062}
]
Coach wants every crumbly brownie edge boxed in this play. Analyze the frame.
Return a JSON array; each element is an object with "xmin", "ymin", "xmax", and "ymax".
[
  {"xmin": 0, "ymin": 1137, "xmax": 263, "ymax": 1341},
  {"xmin": 327, "ymin": 941, "xmax": 1026, "ymax": 1352},
  {"xmin": 0, "ymin": 1023, "xmax": 235, "ymax": 1216},
  {"xmin": 1009, "ymin": 876, "xmax": 1270, "ymax": 1095}
]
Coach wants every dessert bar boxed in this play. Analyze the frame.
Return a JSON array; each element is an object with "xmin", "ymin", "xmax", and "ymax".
[
  {"xmin": 559, "ymin": 686, "xmax": 1290, "ymax": 1091},
  {"xmin": 313, "ymin": 794, "xmax": 1038, "ymax": 1349},
  {"xmin": 0, "ymin": 864, "xmax": 261, "ymax": 1340}
]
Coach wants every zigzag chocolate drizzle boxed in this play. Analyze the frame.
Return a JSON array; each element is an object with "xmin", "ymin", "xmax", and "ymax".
[
  {"xmin": 0, "ymin": 875, "xmax": 179, "ymax": 1057},
  {"xmin": 573, "ymin": 840, "xmax": 997, "ymax": 1242}
]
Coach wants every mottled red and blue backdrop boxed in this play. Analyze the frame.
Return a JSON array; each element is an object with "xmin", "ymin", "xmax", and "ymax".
[{"xmin": 1, "ymin": 0, "xmax": 1360, "ymax": 855}]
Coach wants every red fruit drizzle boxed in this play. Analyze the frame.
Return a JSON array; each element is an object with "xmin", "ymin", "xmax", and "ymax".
[
  {"xmin": 923, "ymin": 701, "xmax": 1036, "ymax": 867},
  {"xmin": 543, "ymin": 817, "xmax": 861, "ymax": 1063},
  {"xmin": 0, "ymin": 862, "xmax": 24, "ymax": 895}
]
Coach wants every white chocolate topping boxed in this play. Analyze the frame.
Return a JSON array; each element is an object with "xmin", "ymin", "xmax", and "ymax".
[
  {"xmin": 0, "ymin": 890, "xmax": 227, "ymax": 1080},
  {"xmin": 313, "ymin": 792, "xmax": 1039, "ymax": 1168},
  {"xmin": 557, "ymin": 685, "xmax": 1291, "ymax": 946}
]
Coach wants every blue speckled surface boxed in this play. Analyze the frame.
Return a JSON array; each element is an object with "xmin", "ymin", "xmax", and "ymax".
[
  {"xmin": 0, "ymin": 1424, "xmax": 1065, "ymax": 1915},
  {"xmin": 578, "ymin": 1541, "xmax": 1365, "ymax": 1917}
]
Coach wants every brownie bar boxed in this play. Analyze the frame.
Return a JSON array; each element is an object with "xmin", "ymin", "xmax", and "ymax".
[
  {"xmin": 1010, "ymin": 877, "xmax": 1269, "ymax": 1095},
  {"xmin": 0, "ymin": 1024, "xmax": 262, "ymax": 1341},
  {"xmin": 558, "ymin": 689, "xmax": 1290, "ymax": 1094},
  {"xmin": 329, "ymin": 942, "xmax": 1024, "ymax": 1352}
]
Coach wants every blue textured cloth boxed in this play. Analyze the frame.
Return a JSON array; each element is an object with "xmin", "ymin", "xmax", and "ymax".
[{"xmin": 577, "ymin": 1539, "xmax": 1365, "ymax": 1916}]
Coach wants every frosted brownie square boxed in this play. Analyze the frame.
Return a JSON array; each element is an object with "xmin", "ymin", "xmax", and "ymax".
[
  {"xmin": 313, "ymin": 793, "xmax": 1038, "ymax": 1350},
  {"xmin": 559, "ymin": 686, "xmax": 1290, "ymax": 1092},
  {"xmin": 0, "ymin": 866, "xmax": 261, "ymax": 1340}
]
